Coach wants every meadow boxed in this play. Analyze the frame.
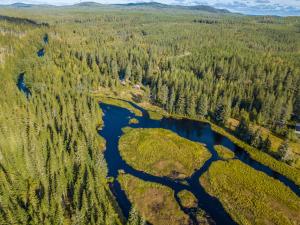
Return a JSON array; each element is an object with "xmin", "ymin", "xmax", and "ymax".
[
  {"xmin": 200, "ymin": 160, "xmax": 300, "ymax": 225},
  {"xmin": 118, "ymin": 173, "xmax": 191, "ymax": 225},
  {"xmin": 119, "ymin": 128, "xmax": 211, "ymax": 178}
]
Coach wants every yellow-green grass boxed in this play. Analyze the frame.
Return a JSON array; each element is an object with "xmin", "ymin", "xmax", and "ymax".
[
  {"xmin": 210, "ymin": 123, "xmax": 300, "ymax": 186},
  {"xmin": 129, "ymin": 118, "xmax": 139, "ymax": 124},
  {"xmin": 118, "ymin": 173, "xmax": 190, "ymax": 225},
  {"xmin": 119, "ymin": 128, "xmax": 211, "ymax": 178},
  {"xmin": 92, "ymin": 84, "xmax": 144, "ymax": 102},
  {"xmin": 178, "ymin": 190, "xmax": 198, "ymax": 208},
  {"xmin": 139, "ymin": 101, "xmax": 169, "ymax": 120},
  {"xmin": 214, "ymin": 145, "xmax": 235, "ymax": 160},
  {"xmin": 200, "ymin": 160, "xmax": 300, "ymax": 225}
]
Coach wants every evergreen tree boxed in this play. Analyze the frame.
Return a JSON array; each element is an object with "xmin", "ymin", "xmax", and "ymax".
[
  {"xmin": 157, "ymin": 84, "xmax": 169, "ymax": 107},
  {"xmin": 125, "ymin": 63, "xmax": 132, "ymax": 81},
  {"xmin": 186, "ymin": 94, "xmax": 196, "ymax": 117},
  {"xmin": 197, "ymin": 94, "xmax": 208, "ymax": 118},
  {"xmin": 236, "ymin": 116, "xmax": 251, "ymax": 143},
  {"xmin": 167, "ymin": 86, "xmax": 176, "ymax": 113},
  {"xmin": 127, "ymin": 207, "xmax": 146, "ymax": 225},
  {"xmin": 176, "ymin": 92, "xmax": 186, "ymax": 114},
  {"xmin": 262, "ymin": 136, "xmax": 272, "ymax": 152},
  {"xmin": 214, "ymin": 103, "xmax": 227, "ymax": 126}
]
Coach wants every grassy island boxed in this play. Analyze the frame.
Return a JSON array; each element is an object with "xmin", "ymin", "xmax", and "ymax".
[
  {"xmin": 118, "ymin": 173, "xmax": 190, "ymax": 225},
  {"xmin": 119, "ymin": 128, "xmax": 211, "ymax": 178},
  {"xmin": 214, "ymin": 145, "xmax": 235, "ymax": 160}
]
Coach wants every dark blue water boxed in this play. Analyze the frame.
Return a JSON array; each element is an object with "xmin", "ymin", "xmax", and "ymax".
[
  {"xmin": 17, "ymin": 73, "xmax": 31, "ymax": 98},
  {"xmin": 43, "ymin": 34, "xmax": 48, "ymax": 44},
  {"xmin": 99, "ymin": 100, "xmax": 300, "ymax": 225},
  {"xmin": 37, "ymin": 48, "xmax": 45, "ymax": 57}
]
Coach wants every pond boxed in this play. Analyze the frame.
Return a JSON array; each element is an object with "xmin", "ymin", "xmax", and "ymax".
[
  {"xmin": 99, "ymin": 101, "xmax": 300, "ymax": 225},
  {"xmin": 37, "ymin": 48, "xmax": 45, "ymax": 57},
  {"xmin": 17, "ymin": 72, "xmax": 31, "ymax": 98}
]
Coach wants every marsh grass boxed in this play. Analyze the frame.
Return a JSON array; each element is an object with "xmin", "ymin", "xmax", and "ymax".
[
  {"xmin": 99, "ymin": 96, "xmax": 142, "ymax": 116},
  {"xmin": 210, "ymin": 123, "xmax": 300, "ymax": 186},
  {"xmin": 119, "ymin": 128, "xmax": 211, "ymax": 178},
  {"xmin": 118, "ymin": 173, "xmax": 189, "ymax": 225},
  {"xmin": 200, "ymin": 160, "xmax": 300, "ymax": 225},
  {"xmin": 214, "ymin": 145, "xmax": 235, "ymax": 160},
  {"xmin": 129, "ymin": 118, "xmax": 139, "ymax": 124},
  {"xmin": 178, "ymin": 190, "xmax": 198, "ymax": 208}
]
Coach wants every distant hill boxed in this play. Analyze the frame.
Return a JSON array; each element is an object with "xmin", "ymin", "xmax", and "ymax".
[
  {"xmin": 1, "ymin": 1, "xmax": 230, "ymax": 14},
  {"xmin": 10, "ymin": 3, "xmax": 33, "ymax": 8},
  {"xmin": 116, "ymin": 2, "xmax": 229, "ymax": 13},
  {"xmin": 113, "ymin": 2, "xmax": 230, "ymax": 13},
  {"xmin": 3, "ymin": 2, "xmax": 53, "ymax": 8},
  {"xmin": 73, "ymin": 2, "xmax": 103, "ymax": 7}
]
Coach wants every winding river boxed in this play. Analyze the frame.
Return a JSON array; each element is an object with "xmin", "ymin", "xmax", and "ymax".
[{"xmin": 99, "ymin": 100, "xmax": 300, "ymax": 225}]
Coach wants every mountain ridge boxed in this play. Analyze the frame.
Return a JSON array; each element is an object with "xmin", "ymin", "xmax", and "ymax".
[{"xmin": 0, "ymin": 1, "xmax": 230, "ymax": 13}]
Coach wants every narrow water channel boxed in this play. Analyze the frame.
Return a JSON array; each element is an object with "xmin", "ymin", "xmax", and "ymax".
[
  {"xmin": 17, "ymin": 72, "xmax": 31, "ymax": 98},
  {"xmin": 17, "ymin": 35, "xmax": 48, "ymax": 97},
  {"xmin": 99, "ymin": 101, "xmax": 300, "ymax": 225}
]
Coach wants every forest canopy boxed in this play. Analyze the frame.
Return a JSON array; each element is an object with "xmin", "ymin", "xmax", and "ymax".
[{"xmin": 0, "ymin": 5, "xmax": 299, "ymax": 225}]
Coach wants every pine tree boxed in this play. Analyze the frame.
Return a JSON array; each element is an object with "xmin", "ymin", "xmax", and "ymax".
[
  {"xmin": 127, "ymin": 207, "xmax": 145, "ymax": 225},
  {"xmin": 214, "ymin": 103, "xmax": 227, "ymax": 126},
  {"xmin": 262, "ymin": 136, "xmax": 272, "ymax": 152},
  {"xmin": 197, "ymin": 94, "xmax": 208, "ymax": 118},
  {"xmin": 176, "ymin": 92, "xmax": 186, "ymax": 114},
  {"xmin": 125, "ymin": 63, "xmax": 132, "ymax": 81},
  {"xmin": 236, "ymin": 116, "xmax": 251, "ymax": 143},
  {"xmin": 167, "ymin": 86, "xmax": 176, "ymax": 113},
  {"xmin": 186, "ymin": 94, "xmax": 196, "ymax": 117},
  {"xmin": 157, "ymin": 84, "xmax": 169, "ymax": 107}
]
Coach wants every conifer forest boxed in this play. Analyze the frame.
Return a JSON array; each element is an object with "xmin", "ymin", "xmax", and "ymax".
[{"xmin": 0, "ymin": 3, "xmax": 299, "ymax": 225}]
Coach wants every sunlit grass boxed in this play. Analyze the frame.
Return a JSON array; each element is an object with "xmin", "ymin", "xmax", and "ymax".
[
  {"xmin": 200, "ymin": 160, "xmax": 300, "ymax": 225},
  {"xmin": 118, "ymin": 173, "xmax": 189, "ymax": 225},
  {"xmin": 119, "ymin": 128, "xmax": 211, "ymax": 178}
]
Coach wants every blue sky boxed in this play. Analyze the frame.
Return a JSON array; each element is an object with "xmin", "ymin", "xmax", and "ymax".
[{"xmin": 1, "ymin": 0, "xmax": 300, "ymax": 16}]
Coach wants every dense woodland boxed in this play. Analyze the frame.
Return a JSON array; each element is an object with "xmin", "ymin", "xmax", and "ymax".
[{"xmin": 0, "ymin": 5, "xmax": 299, "ymax": 224}]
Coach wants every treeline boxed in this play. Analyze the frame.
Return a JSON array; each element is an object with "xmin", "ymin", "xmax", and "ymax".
[
  {"xmin": 0, "ymin": 15, "xmax": 49, "ymax": 27},
  {"xmin": 193, "ymin": 19, "xmax": 219, "ymax": 24}
]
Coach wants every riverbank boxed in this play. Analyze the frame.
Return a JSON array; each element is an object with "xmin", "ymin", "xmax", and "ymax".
[
  {"xmin": 95, "ymin": 86, "xmax": 300, "ymax": 187},
  {"xmin": 200, "ymin": 160, "xmax": 300, "ymax": 225}
]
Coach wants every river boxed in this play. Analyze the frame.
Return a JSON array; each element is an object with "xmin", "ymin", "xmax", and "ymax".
[{"xmin": 99, "ymin": 101, "xmax": 300, "ymax": 225}]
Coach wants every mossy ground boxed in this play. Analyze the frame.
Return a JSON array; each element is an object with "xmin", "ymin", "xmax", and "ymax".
[
  {"xmin": 118, "ymin": 173, "xmax": 190, "ymax": 225},
  {"xmin": 200, "ymin": 160, "xmax": 300, "ymax": 225},
  {"xmin": 119, "ymin": 128, "xmax": 211, "ymax": 178}
]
